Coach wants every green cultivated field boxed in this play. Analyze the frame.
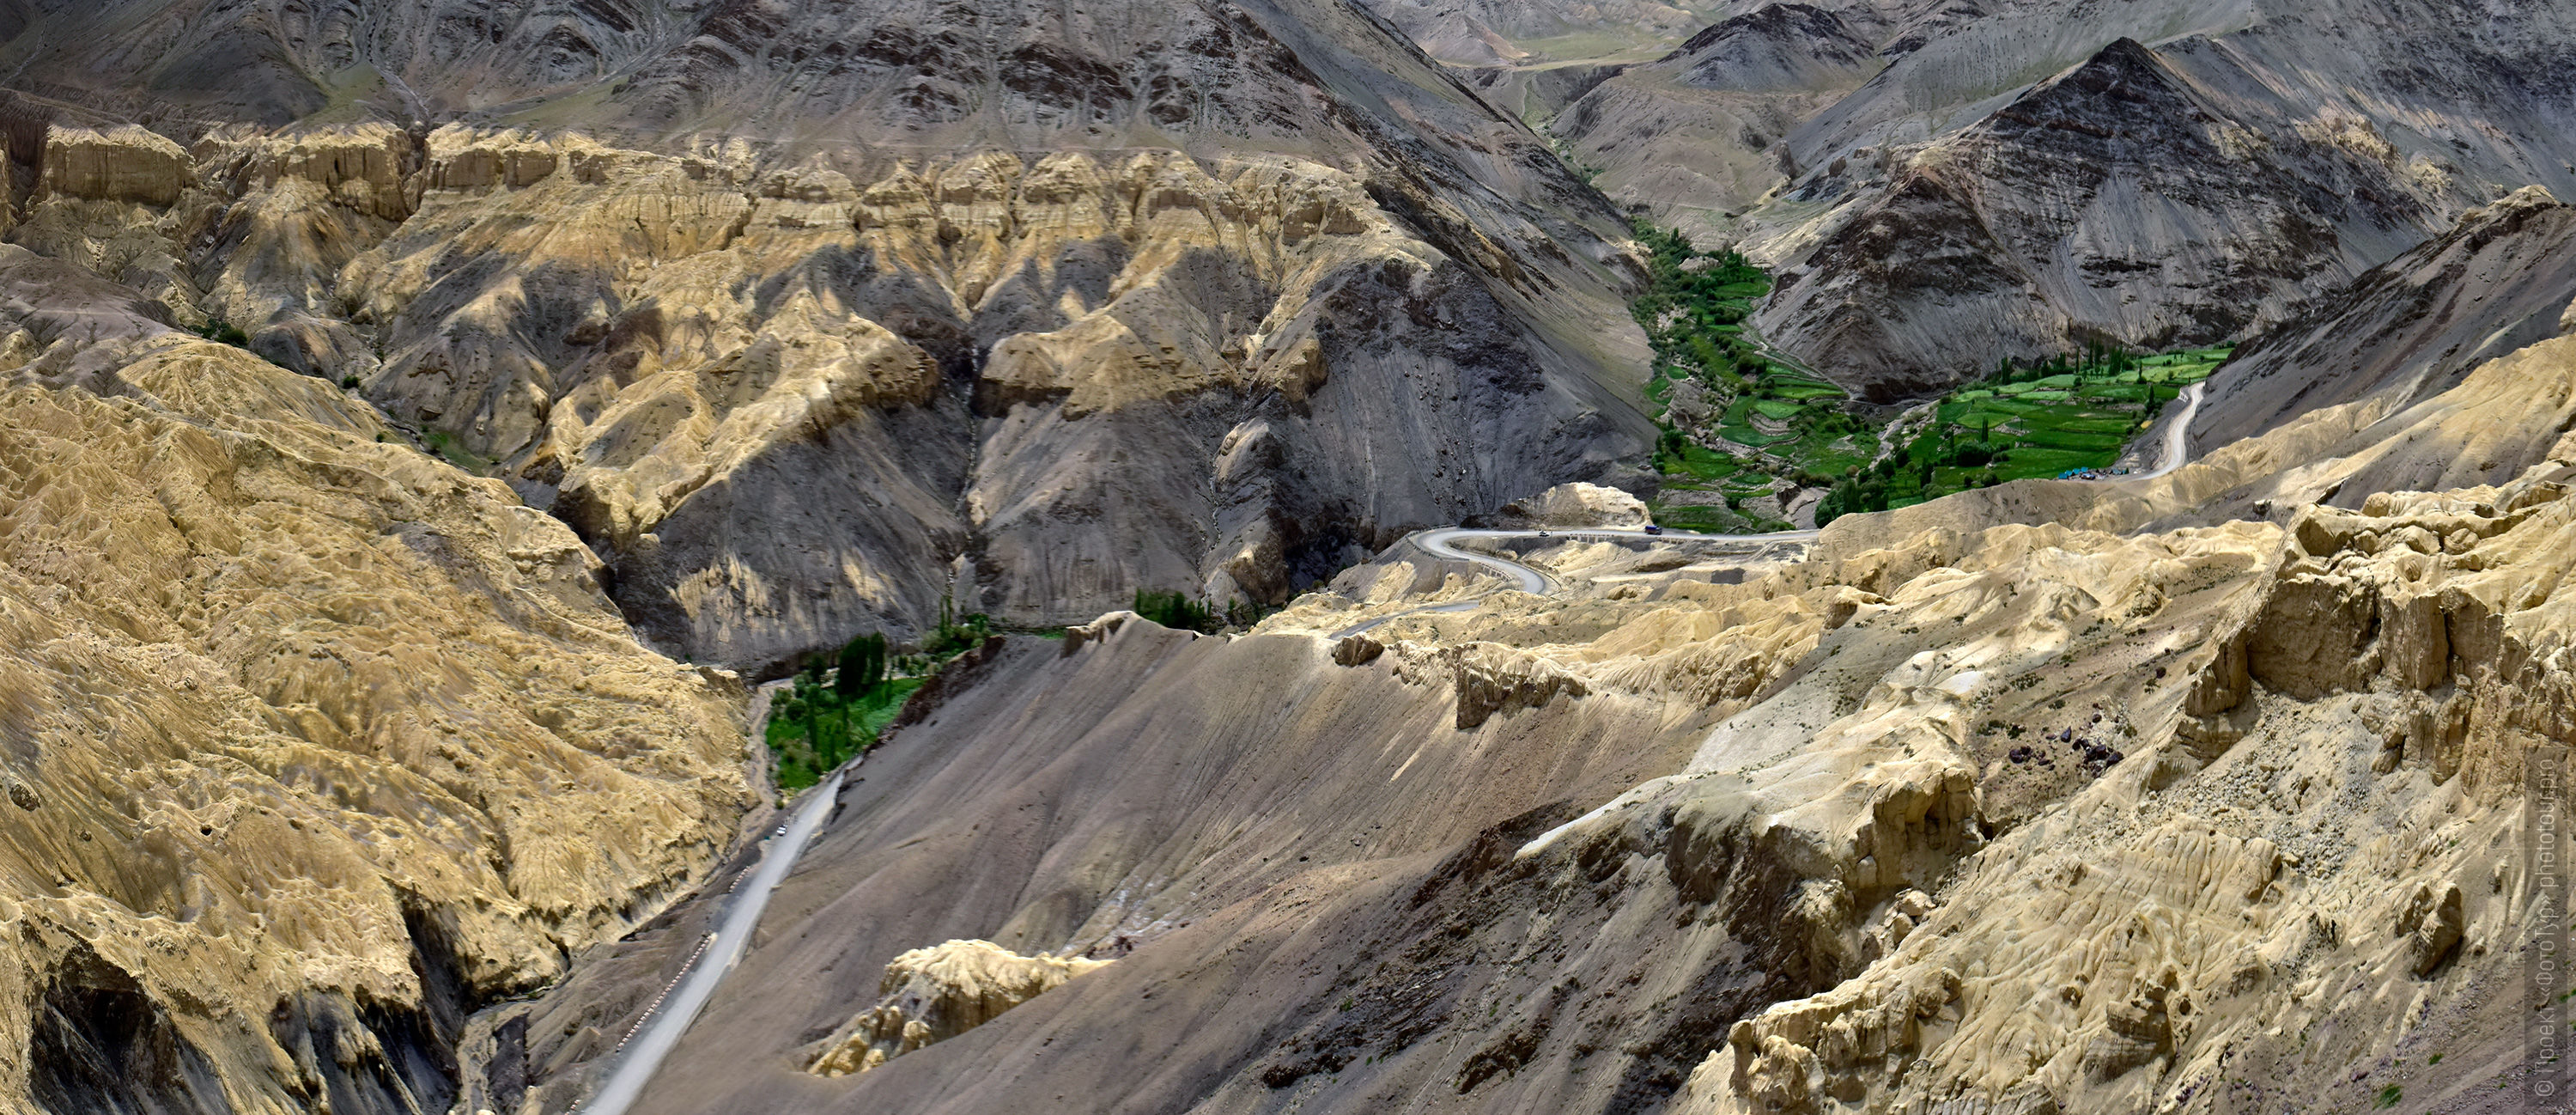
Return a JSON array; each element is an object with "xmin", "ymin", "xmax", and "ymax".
[
  {"xmin": 1629, "ymin": 218, "xmax": 2228, "ymax": 530},
  {"xmin": 1631, "ymin": 222, "xmax": 1870, "ymax": 532},
  {"xmin": 1814, "ymin": 348, "xmax": 2226, "ymax": 525},
  {"xmin": 767, "ymin": 677, "xmax": 920, "ymax": 789}
]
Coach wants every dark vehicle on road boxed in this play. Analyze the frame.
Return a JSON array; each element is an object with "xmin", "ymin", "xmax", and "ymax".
[{"xmin": 1643, "ymin": 524, "xmax": 1664, "ymax": 535}]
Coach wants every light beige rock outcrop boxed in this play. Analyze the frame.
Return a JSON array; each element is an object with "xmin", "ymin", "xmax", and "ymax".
[
  {"xmin": 805, "ymin": 940, "xmax": 1110, "ymax": 1077},
  {"xmin": 1669, "ymin": 456, "xmax": 2576, "ymax": 1115},
  {"xmin": 1510, "ymin": 481, "xmax": 1654, "ymax": 527},
  {"xmin": 39, "ymin": 125, "xmax": 189, "ymax": 205}
]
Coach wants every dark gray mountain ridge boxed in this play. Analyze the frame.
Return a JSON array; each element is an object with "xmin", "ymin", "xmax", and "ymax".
[
  {"xmin": 1541, "ymin": 0, "xmax": 2576, "ymax": 399},
  {"xmin": 2192, "ymin": 185, "xmax": 2576, "ymax": 452}
]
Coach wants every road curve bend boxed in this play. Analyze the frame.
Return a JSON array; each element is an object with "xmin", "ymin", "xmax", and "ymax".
[
  {"xmin": 2138, "ymin": 381, "xmax": 2205, "ymax": 480},
  {"xmin": 577, "ymin": 771, "xmax": 844, "ymax": 1115},
  {"xmin": 1327, "ymin": 524, "xmax": 1821, "ymax": 639}
]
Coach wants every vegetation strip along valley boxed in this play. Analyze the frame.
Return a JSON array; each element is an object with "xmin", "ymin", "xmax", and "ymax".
[{"xmin": 1629, "ymin": 221, "xmax": 2227, "ymax": 529}]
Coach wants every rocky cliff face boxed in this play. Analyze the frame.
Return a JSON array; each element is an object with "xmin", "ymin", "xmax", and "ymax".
[
  {"xmin": 38, "ymin": 125, "xmax": 188, "ymax": 205},
  {"xmin": 0, "ymin": 247, "xmax": 754, "ymax": 1114},
  {"xmin": 0, "ymin": 0, "xmax": 1660, "ymax": 665}
]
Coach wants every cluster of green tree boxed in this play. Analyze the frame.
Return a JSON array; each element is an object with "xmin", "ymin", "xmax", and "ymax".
[
  {"xmin": 1987, "ymin": 341, "xmax": 2174, "ymax": 385},
  {"xmin": 1131, "ymin": 589, "xmax": 1267, "ymax": 633},
  {"xmin": 771, "ymin": 631, "xmax": 906, "ymax": 789},
  {"xmin": 1629, "ymin": 219, "xmax": 1772, "ymax": 393},
  {"xmin": 1651, "ymin": 429, "xmax": 1691, "ymax": 469},
  {"xmin": 1133, "ymin": 589, "xmax": 1216, "ymax": 631},
  {"xmin": 912, "ymin": 600, "xmax": 990, "ymax": 666},
  {"xmin": 1814, "ymin": 424, "xmax": 2008, "ymax": 527},
  {"xmin": 768, "ymin": 606, "xmax": 999, "ymax": 789}
]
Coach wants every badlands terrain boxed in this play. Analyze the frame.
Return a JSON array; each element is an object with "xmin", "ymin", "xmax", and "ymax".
[{"xmin": 0, "ymin": 0, "xmax": 2565, "ymax": 1113}]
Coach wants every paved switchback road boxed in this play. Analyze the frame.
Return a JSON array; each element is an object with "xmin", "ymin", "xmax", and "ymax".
[{"xmin": 1328, "ymin": 525, "xmax": 1820, "ymax": 639}]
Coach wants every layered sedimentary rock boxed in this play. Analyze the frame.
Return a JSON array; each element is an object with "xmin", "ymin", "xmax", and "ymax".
[
  {"xmin": 38, "ymin": 125, "xmax": 187, "ymax": 205},
  {"xmin": 0, "ymin": 248, "xmax": 752, "ymax": 1113}
]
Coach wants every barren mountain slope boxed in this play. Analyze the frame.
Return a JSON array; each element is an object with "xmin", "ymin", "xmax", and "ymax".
[
  {"xmin": 1544, "ymin": 0, "xmax": 2576, "ymax": 398},
  {"xmin": 1748, "ymin": 34, "xmax": 2452, "ymax": 399},
  {"xmin": 0, "ymin": 0, "xmax": 1658, "ymax": 666},
  {"xmin": 0, "ymin": 247, "xmax": 756, "ymax": 1113},
  {"xmin": 477, "ymin": 326, "xmax": 2576, "ymax": 1114},
  {"xmin": 1361, "ymin": 0, "xmax": 1735, "ymax": 68},
  {"xmin": 1551, "ymin": 0, "xmax": 2268, "ymax": 241},
  {"xmin": 2190, "ymin": 186, "xmax": 2576, "ymax": 453},
  {"xmin": 1549, "ymin": 3, "xmax": 1881, "ymax": 241}
]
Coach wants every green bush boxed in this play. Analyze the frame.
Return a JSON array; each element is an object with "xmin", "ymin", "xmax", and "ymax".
[
  {"xmin": 1133, "ymin": 589, "xmax": 1222, "ymax": 633},
  {"xmin": 197, "ymin": 320, "xmax": 251, "ymax": 348},
  {"xmin": 921, "ymin": 604, "xmax": 990, "ymax": 657},
  {"xmin": 1814, "ymin": 475, "xmax": 1893, "ymax": 527}
]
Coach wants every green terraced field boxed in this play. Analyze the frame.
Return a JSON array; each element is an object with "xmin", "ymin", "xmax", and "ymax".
[
  {"xmin": 1816, "ymin": 346, "xmax": 2227, "ymax": 524},
  {"xmin": 1631, "ymin": 222, "xmax": 1874, "ymax": 531},
  {"xmin": 1629, "ymin": 216, "xmax": 2230, "ymax": 531}
]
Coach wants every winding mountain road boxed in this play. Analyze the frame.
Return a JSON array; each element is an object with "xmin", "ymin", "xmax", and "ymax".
[
  {"xmin": 2137, "ymin": 381, "xmax": 2204, "ymax": 480},
  {"xmin": 1327, "ymin": 525, "xmax": 1820, "ymax": 639},
  {"xmin": 1328, "ymin": 387, "xmax": 2198, "ymax": 642},
  {"xmin": 571, "ymin": 378, "xmax": 2201, "ymax": 1109},
  {"xmin": 576, "ymin": 770, "xmax": 844, "ymax": 1115}
]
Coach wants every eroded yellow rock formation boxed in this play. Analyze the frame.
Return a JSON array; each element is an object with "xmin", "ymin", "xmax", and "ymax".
[
  {"xmin": 0, "ymin": 277, "xmax": 753, "ymax": 1110},
  {"xmin": 40, "ymin": 124, "xmax": 188, "ymax": 205},
  {"xmin": 805, "ymin": 940, "xmax": 1110, "ymax": 1077},
  {"xmin": 13, "ymin": 118, "xmax": 1637, "ymax": 662},
  {"xmin": 1662, "ymin": 412, "xmax": 2576, "ymax": 1112}
]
